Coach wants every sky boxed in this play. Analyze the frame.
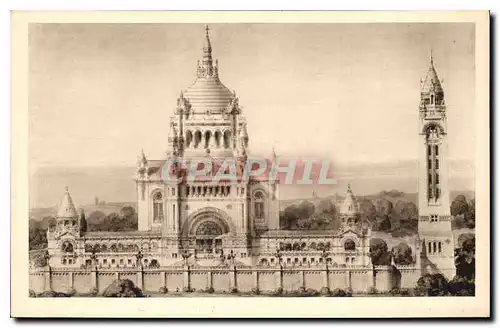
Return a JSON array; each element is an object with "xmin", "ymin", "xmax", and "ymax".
[{"xmin": 29, "ymin": 23, "xmax": 475, "ymax": 171}]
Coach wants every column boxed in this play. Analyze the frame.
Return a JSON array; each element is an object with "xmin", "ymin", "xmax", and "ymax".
[
  {"xmin": 300, "ymin": 269, "xmax": 305, "ymax": 288},
  {"xmin": 208, "ymin": 271, "xmax": 213, "ymax": 289},
  {"xmin": 115, "ymin": 271, "xmax": 120, "ymax": 280},
  {"xmin": 69, "ymin": 271, "xmax": 74, "ymax": 289},
  {"xmin": 44, "ymin": 268, "xmax": 52, "ymax": 291},
  {"xmin": 183, "ymin": 265, "xmax": 190, "ymax": 291},
  {"xmin": 137, "ymin": 267, "xmax": 144, "ymax": 290},
  {"xmin": 252, "ymin": 270, "xmax": 259, "ymax": 289},
  {"xmin": 229, "ymin": 266, "xmax": 236, "ymax": 290},
  {"xmin": 322, "ymin": 265, "xmax": 329, "ymax": 289},
  {"xmin": 91, "ymin": 268, "xmax": 97, "ymax": 291},
  {"xmin": 275, "ymin": 266, "xmax": 283, "ymax": 290},
  {"xmin": 201, "ymin": 134, "xmax": 206, "ymax": 149},
  {"xmin": 161, "ymin": 271, "xmax": 167, "ymax": 288}
]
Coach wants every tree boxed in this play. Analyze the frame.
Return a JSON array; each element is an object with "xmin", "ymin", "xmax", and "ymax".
[
  {"xmin": 455, "ymin": 235, "xmax": 475, "ymax": 280},
  {"xmin": 315, "ymin": 199, "xmax": 336, "ymax": 216},
  {"xmin": 29, "ymin": 220, "xmax": 48, "ymax": 250},
  {"xmin": 391, "ymin": 242, "xmax": 413, "ymax": 265},
  {"xmin": 369, "ymin": 238, "xmax": 391, "ymax": 265},
  {"xmin": 87, "ymin": 211, "xmax": 107, "ymax": 231},
  {"xmin": 373, "ymin": 215, "xmax": 391, "ymax": 232},
  {"xmin": 452, "ymin": 214, "xmax": 466, "ymax": 229},
  {"xmin": 32, "ymin": 251, "xmax": 49, "ymax": 267},
  {"xmin": 79, "ymin": 209, "xmax": 87, "ymax": 234},
  {"xmin": 373, "ymin": 199, "xmax": 393, "ymax": 232},
  {"xmin": 390, "ymin": 201, "xmax": 418, "ymax": 236},
  {"xmin": 415, "ymin": 273, "xmax": 449, "ymax": 296},
  {"xmin": 451, "ymin": 195, "xmax": 475, "ymax": 229},
  {"xmin": 298, "ymin": 201, "xmax": 316, "ymax": 219},
  {"xmin": 281, "ymin": 201, "xmax": 316, "ymax": 230},
  {"xmin": 359, "ymin": 199, "xmax": 377, "ymax": 225},
  {"xmin": 393, "ymin": 201, "xmax": 418, "ymax": 221},
  {"xmin": 120, "ymin": 206, "xmax": 136, "ymax": 218},
  {"xmin": 281, "ymin": 205, "xmax": 300, "ymax": 229},
  {"xmin": 450, "ymin": 195, "xmax": 469, "ymax": 217},
  {"xmin": 464, "ymin": 198, "xmax": 475, "ymax": 228},
  {"xmin": 375, "ymin": 199, "xmax": 393, "ymax": 217}
]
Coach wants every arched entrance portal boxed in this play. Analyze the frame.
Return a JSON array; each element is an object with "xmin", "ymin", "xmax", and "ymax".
[
  {"xmin": 183, "ymin": 208, "xmax": 234, "ymax": 257},
  {"xmin": 195, "ymin": 220, "xmax": 224, "ymax": 255}
]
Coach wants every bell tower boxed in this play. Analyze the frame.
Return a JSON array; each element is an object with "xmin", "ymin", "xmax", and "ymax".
[{"xmin": 417, "ymin": 54, "xmax": 455, "ymax": 279}]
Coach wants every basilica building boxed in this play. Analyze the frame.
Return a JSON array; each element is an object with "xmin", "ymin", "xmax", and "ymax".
[
  {"xmin": 45, "ymin": 26, "xmax": 372, "ymax": 270},
  {"xmin": 44, "ymin": 26, "xmax": 454, "ymax": 281}
]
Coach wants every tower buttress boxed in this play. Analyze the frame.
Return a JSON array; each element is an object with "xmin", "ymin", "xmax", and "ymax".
[{"xmin": 417, "ymin": 55, "xmax": 455, "ymax": 279}]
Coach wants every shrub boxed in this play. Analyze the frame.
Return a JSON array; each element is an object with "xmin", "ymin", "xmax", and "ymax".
[
  {"xmin": 320, "ymin": 287, "xmax": 330, "ymax": 296},
  {"xmin": 159, "ymin": 287, "xmax": 168, "ymax": 294},
  {"xmin": 400, "ymin": 288, "xmax": 412, "ymax": 296},
  {"xmin": 66, "ymin": 288, "xmax": 77, "ymax": 296},
  {"xmin": 390, "ymin": 287, "xmax": 401, "ymax": 296},
  {"xmin": 331, "ymin": 288, "xmax": 347, "ymax": 297},
  {"xmin": 37, "ymin": 289, "xmax": 57, "ymax": 297},
  {"xmin": 272, "ymin": 287, "xmax": 283, "ymax": 296},
  {"xmin": 89, "ymin": 287, "xmax": 99, "ymax": 296},
  {"xmin": 251, "ymin": 287, "xmax": 260, "ymax": 295},
  {"xmin": 102, "ymin": 279, "xmax": 143, "ymax": 297},
  {"xmin": 29, "ymin": 289, "xmax": 36, "ymax": 297},
  {"xmin": 416, "ymin": 273, "xmax": 449, "ymax": 296},
  {"xmin": 230, "ymin": 287, "xmax": 238, "ymax": 294},
  {"xmin": 205, "ymin": 287, "xmax": 215, "ymax": 294},
  {"xmin": 182, "ymin": 286, "xmax": 192, "ymax": 293},
  {"xmin": 413, "ymin": 286, "xmax": 427, "ymax": 296},
  {"xmin": 448, "ymin": 276, "xmax": 475, "ymax": 296},
  {"xmin": 367, "ymin": 286, "xmax": 378, "ymax": 295},
  {"xmin": 345, "ymin": 287, "xmax": 353, "ymax": 297}
]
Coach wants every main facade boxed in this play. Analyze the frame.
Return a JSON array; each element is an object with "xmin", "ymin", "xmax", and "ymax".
[{"xmin": 39, "ymin": 27, "xmax": 456, "ymax": 288}]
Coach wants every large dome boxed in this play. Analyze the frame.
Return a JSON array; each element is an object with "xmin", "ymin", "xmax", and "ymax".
[
  {"xmin": 184, "ymin": 75, "xmax": 234, "ymax": 113},
  {"xmin": 182, "ymin": 25, "xmax": 235, "ymax": 113}
]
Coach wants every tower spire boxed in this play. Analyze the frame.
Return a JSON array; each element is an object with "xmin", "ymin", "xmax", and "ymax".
[
  {"xmin": 202, "ymin": 25, "xmax": 213, "ymax": 70},
  {"xmin": 57, "ymin": 187, "xmax": 78, "ymax": 218}
]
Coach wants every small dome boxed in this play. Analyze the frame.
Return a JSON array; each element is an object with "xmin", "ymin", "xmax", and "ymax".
[{"xmin": 340, "ymin": 184, "xmax": 359, "ymax": 215}]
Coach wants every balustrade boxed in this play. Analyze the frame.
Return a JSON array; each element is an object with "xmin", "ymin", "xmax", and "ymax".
[{"xmin": 185, "ymin": 185, "xmax": 233, "ymax": 198}]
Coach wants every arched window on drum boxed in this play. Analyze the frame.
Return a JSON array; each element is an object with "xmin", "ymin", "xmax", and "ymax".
[
  {"xmin": 153, "ymin": 192, "xmax": 164, "ymax": 222},
  {"xmin": 254, "ymin": 191, "xmax": 265, "ymax": 219}
]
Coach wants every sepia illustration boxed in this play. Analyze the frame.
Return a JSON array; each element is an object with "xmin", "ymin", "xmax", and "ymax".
[{"xmin": 20, "ymin": 16, "xmax": 485, "ymax": 309}]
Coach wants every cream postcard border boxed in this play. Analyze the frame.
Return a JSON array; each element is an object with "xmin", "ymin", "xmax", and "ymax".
[{"xmin": 11, "ymin": 11, "xmax": 490, "ymax": 318}]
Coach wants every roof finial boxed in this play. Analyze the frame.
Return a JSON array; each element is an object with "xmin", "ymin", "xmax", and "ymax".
[
  {"xmin": 199, "ymin": 24, "xmax": 213, "ymax": 76},
  {"xmin": 430, "ymin": 49, "xmax": 434, "ymax": 65},
  {"xmin": 65, "ymin": 186, "xmax": 69, "ymax": 193}
]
